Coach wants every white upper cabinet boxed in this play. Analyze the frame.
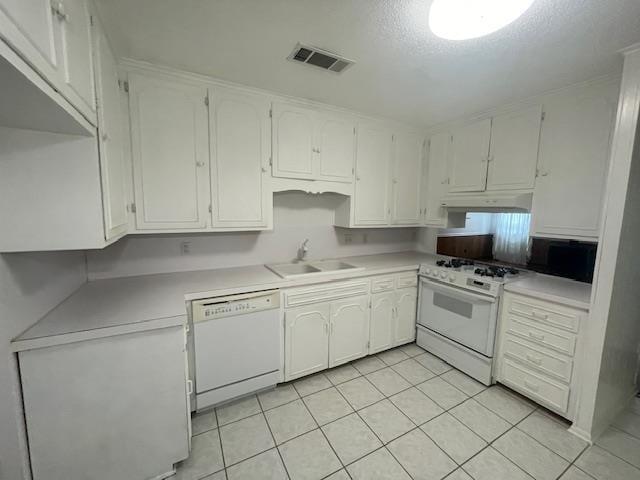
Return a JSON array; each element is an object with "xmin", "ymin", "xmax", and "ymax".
[
  {"xmin": 129, "ymin": 73, "xmax": 210, "ymax": 230},
  {"xmin": 316, "ymin": 114, "xmax": 355, "ymax": 182},
  {"xmin": 54, "ymin": 0, "xmax": 94, "ymax": 112},
  {"xmin": 391, "ymin": 131, "xmax": 423, "ymax": 224},
  {"xmin": 329, "ymin": 296, "xmax": 369, "ymax": 367},
  {"xmin": 210, "ymin": 87, "xmax": 271, "ymax": 229},
  {"xmin": 0, "ymin": 0, "xmax": 97, "ymax": 126},
  {"xmin": 487, "ymin": 105, "xmax": 542, "ymax": 191},
  {"xmin": 0, "ymin": 0, "xmax": 56, "ymax": 66},
  {"xmin": 531, "ymin": 85, "xmax": 616, "ymax": 240},
  {"xmin": 449, "ymin": 119, "xmax": 491, "ymax": 193},
  {"xmin": 272, "ymin": 102, "xmax": 315, "ymax": 179},
  {"xmin": 353, "ymin": 123, "xmax": 393, "ymax": 225},
  {"xmin": 93, "ymin": 18, "xmax": 127, "ymax": 241},
  {"xmin": 272, "ymin": 101, "xmax": 355, "ymax": 183},
  {"xmin": 424, "ymin": 132, "xmax": 452, "ymax": 226}
]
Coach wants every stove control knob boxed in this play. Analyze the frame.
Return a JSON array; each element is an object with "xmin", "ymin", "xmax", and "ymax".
[
  {"xmin": 449, "ymin": 275, "xmax": 456, "ymax": 282},
  {"xmin": 424, "ymin": 268, "xmax": 431, "ymax": 274},
  {"xmin": 439, "ymin": 271, "xmax": 447, "ymax": 279},
  {"xmin": 432, "ymin": 270, "xmax": 439, "ymax": 277}
]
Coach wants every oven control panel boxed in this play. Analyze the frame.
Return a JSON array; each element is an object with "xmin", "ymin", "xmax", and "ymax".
[{"xmin": 419, "ymin": 265, "xmax": 500, "ymax": 297}]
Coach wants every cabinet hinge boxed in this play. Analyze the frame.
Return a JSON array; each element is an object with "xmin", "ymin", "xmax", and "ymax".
[
  {"xmin": 368, "ymin": 299, "xmax": 372, "ymax": 309},
  {"xmin": 269, "ymin": 157, "xmax": 273, "ymax": 167},
  {"xmin": 541, "ymin": 111, "xmax": 546, "ymax": 121},
  {"xmin": 204, "ymin": 96, "xmax": 209, "ymax": 107},
  {"xmin": 89, "ymin": 14, "xmax": 94, "ymax": 27},
  {"xmin": 208, "ymin": 204, "xmax": 212, "ymax": 213},
  {"xmin": 120, "ymin": 80, "xmax": 129, "ymax": 93},
  {"xmin": 353, "ymin": 127, "xmax": 356, "ymax": 135},
  {"xmin": 129, "ymin": 202, "xmax": 136, "ymax": 213},
  {"xmin": 367, "ymin": 341, "xmax": 370, "ymax": 349},
  {"xmin": 269, "ymin": 108, "xmax": 272, "ymax": 118}
]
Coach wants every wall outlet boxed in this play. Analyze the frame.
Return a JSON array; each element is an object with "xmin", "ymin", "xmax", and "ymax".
[{"xmin": 180, "ymin": 241, "xmax": 191, "ymax": 255}]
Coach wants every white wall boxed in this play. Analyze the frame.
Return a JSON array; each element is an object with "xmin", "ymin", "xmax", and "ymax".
[
  {"xmin": 0, "ymin": 252, "xmax": 86, "ymax": 480},
  {"xmin": 573, "ymin": 46, "xmax": 640, "ymax": 441},
  {"xmin": 87, "ymin": 192, "xmax": 418, "ymax": 279}
]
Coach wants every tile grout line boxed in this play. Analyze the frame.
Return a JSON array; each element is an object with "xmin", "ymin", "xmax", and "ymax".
[{"xmin": 257, "ymin": 395, "xmax": 293, "ymax": 480}]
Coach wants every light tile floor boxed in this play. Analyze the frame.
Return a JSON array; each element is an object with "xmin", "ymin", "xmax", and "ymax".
[{"xmin": 175, "ymin": 344, "xmax": 640, "ymax": 480}]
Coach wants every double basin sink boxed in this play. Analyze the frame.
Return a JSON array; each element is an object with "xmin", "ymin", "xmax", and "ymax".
[{"xmin": 266, "ymin": 259, "xmax": 364, "ymax": 279}]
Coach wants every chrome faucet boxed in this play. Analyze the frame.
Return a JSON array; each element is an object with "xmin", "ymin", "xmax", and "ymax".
[{"xmin": 297, "ymin": 239, "xmax": 309, "ymax": 262}]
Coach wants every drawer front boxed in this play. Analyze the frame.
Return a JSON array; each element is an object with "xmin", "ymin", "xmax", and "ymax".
[
  {"xmin": 507, "ymin": 315, "xmax": 577, "ymax": 356},
  {"xmin": 501, "ymin": 359, "xmax": 570, "ymax": 414},
  {"xmin": 395, "ymin": 274, "xmax": 418, "ymax": 289},
  {"xmin": 503, "ymin": 333, "xmax": 574, "ymax": 383},
  {"xmin": 506, "ymin": 293, "xmax": 583, "ymax": 333},
  {"xmin": 284, "ymin": 280, "xmax": 370, "ymax": 307},
  {"xmin": 371, "ymin": 276, "xmax": 395, "ymax": 293}
]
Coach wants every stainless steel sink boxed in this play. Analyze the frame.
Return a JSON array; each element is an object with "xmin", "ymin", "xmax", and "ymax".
[{"xmin": 266, "ymin": 260, "xmax": 364, "ymax": 279}]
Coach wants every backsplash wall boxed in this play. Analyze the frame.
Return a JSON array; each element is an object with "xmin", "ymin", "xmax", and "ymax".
[{"xmin": 87, "ymin": 192, "xmax": 419, "ymax": 279}]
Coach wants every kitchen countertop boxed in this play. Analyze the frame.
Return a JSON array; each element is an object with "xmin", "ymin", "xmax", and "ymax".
[
  {"xmin": 505, "ymin": 273, "xmax": 592, "ymax": 310},
  {"xmin": 11, "ymin": 251, "xmax": 434, "ymax": 352}
]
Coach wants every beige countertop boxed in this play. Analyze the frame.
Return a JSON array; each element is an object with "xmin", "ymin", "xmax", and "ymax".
[
  {"xmin": 12, "ymin": 251, "xmax": 434, "ymax": 352},
  {"xmin": 505, "ymin": 273, "xmax": 592, "ymax": 310}
]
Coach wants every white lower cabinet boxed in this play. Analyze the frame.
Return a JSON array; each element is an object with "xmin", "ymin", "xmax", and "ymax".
[
  {"xmin": 329, "ymin": 296, "xmax": 370, "ymax": 367},
  {"xmin": 394, "ymin": 287, "xmax": 418, "ymax": 345},
  {"xmin": 496, "ymin": 291, "xmax": 587, "ymax": 419},
  {"xmin": 285, "ymin": 303, "xmax": 330, "ymax": 380},
  {"xmin": 19, "ymin": 325, "xmax": 190, "ymax": 480},
  {"xmin": 369, "ymin": 292, "xmax": 395, "ymax": 354},
  {"xmin": 284, "ymin": 273, "xmax": 418, "ymax": 381}
]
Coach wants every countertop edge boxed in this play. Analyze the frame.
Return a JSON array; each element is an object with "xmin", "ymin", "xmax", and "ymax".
[
  {"xmin": 11, "ymin": 315, "xmax": 187, "ymax": 353},
  {"xmin": 504, "ymin": 284, "xmax": 591, "ymax": 311}
]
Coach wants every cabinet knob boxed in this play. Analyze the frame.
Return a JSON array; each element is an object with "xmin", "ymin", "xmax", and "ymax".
[
  {"xmin": 196, "ymin": 161, "xmax": 205, "ymax": 167},
  {"xmin": 261, "ymin": 167, "xmax": 267, "ymax": 173},
  {"xmin": 101, "ymin": 133, "xmax": 109, "ymax": 142}
]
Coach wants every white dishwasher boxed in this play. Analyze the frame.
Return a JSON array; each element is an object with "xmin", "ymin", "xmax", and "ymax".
[{"xmin": 191, "ymin": 290, "xmax": 281, "ymax": 410}]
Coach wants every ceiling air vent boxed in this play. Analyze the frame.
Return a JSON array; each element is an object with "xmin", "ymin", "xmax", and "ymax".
[{"xmin": 287, "ymin": 43, "xmax": 355, "ymax": 74}]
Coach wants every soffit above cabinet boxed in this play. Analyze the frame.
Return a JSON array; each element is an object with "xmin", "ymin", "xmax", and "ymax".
[{"xmin": 94, "ymin": 0, "xmax": 640, "ymax": 127}]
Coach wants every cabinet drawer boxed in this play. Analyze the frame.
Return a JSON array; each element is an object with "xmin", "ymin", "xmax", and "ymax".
[
  {"xmin": 506, "ymin": 315, "xmax": 577, "ymax": 356},
  {"xmin": 501, "ymin": 359, "xmax": 569, "ymax": 414},
  {"xmin": 395, "ymin": 275, "xmax": 418, "ymax": 289},
  {"xmin": 503, "ymin": 333, "xmax": 573, "ymax": 383},
  {"xmin": 371, "ymin": 276, "xmax": 395, "ymax": 293},
  {"xmin": 507, "ymin": 294, "xmax": 583, "ymax": 333},
  {"xmin": 284, "ymin": 280, "xmax": 370, "ymax": 307}
]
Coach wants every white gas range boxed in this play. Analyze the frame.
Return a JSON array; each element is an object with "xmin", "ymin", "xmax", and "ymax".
[{"xmin": 416, "ymin": 257, "xmax": 526, "ymax": 385}]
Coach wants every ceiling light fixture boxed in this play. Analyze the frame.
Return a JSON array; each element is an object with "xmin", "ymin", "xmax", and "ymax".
[{"xmin": 429, "ymin": 0, "xmax": 535, "ymax": 40}]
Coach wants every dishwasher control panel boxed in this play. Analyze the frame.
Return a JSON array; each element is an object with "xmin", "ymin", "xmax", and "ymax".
[{"xmin": 192, "ymin": 290, "xmax": 280, "ymax": 322}]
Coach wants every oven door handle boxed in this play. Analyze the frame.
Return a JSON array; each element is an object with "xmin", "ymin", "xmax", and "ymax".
[{"xmin": 420, "ymin": 277, "xmax": 497, "ymax": 305}]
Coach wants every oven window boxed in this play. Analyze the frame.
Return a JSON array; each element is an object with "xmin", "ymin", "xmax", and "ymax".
[{"xmin": 433, "ymin": 292, "xmax": 473, "ymax": 318}]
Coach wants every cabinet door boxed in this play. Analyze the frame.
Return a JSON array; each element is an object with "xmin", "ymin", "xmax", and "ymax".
[
  {"xmin": 424, "ymin": 132, "xmax": 451, "ymax": 226},
  {"xmin": 394, "ymin": 287, "xmax": 417, "ymax": 346},
  {"xmin": 531, "ymin": 92, "xmax": 615, "ymax": 239},
  {"xmin": 285, "ymin": 303, "xmax": 330, "ymax": 381},
  {"xmin": 210, "ymin": 87, "xmax": 270, "ymax": 228},
  {"xmin": 316, "ymin": 114, "xmax": 355, "ymax": 182},
  {"xmin": 487, "ymin": 106, "xmax": 542, "ymax": 191},
  {"xmin": 329, "ymin": 296, "xmax": 369, "ymax": 367},
  {"xmin": 369, "ymin": 292, "xmax": 394, "ymax": 354},
  {"xmin": 129, "ymin": 73, "xmax": 210, "ymax": 230},
  {"xmin": 450, "ymin": 119, "xmax": 491, "ymax": 193},
  {"xmin": 354, "ymin": 124, "xmax": 392, "ymax": 225},
  {"xmin": 392, "ymin": 131, "xmax": 423, "ymax": 225},
  {"xmin": 272, "ymin": 102, "xmax": 315, "ymax": 179},
  {"xmin": 55, "ymin": 0, "xmax": 95, "ymax": 111},
  {"xmin": 0, "ymin": 0, "xmax": 57, "ymax": 66},
  {"xmin": 94, "ymin": 20, "xmax": 127, "ymax": 241}
]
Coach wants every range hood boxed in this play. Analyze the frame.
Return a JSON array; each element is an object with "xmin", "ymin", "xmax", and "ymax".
[{"xmin": 440, "ymin": 192, "xmax": 533, "ymax": 213}]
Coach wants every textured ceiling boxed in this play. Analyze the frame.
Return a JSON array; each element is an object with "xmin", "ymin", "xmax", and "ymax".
[{"xmin": 95, "ymin": 0, "xmax": 640, "ymax": 127}]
